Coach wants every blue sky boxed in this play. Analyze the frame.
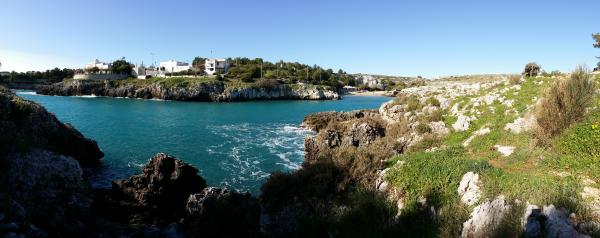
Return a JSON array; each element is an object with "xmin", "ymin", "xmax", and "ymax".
[{"xmin": 0, "ymin": 0, "xmax": 598, "ymax": 77}]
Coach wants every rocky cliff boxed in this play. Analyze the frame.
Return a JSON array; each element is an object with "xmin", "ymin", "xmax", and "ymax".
[
  {"xmin": 0, "ymin": 86, "xmax": 104, "ymax": 237},
  {"xmin": 0, "ymin": 86, "xmax": 103, "ymax": 164},
  {"xmin": 36, "ymin": 79, "xmax": 340, "ymax": 101}
]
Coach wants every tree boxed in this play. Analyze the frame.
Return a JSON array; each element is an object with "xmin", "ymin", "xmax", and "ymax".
[
  {"xmin": 523, "ymin": 62, "xmax": 541, "ymax": 77},
  {"xmin": 111, "ymin": 60, "xmax": 133, "ymax": 75},
  {"xmin": 192, "ymin": 57, "xmax": 206, "ymax": 71}
]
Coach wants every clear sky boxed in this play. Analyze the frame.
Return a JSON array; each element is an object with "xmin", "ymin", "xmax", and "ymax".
[{"xmin": 0, "ymin": 0, "xmax": 598, "ymax": 77}]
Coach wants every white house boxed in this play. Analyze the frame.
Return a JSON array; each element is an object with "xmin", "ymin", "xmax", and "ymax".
[
  {"xmin": 132, "ymin": 64, "xmax": 160, "ymax": 79},
  {"xmin": 85, "ymin": 59, "xmax": 111, "ymax": 71},
  {"xmin": 204, "ymin": 58, "xmax": 229, "ymax": 75},
  {"xmin": 159, "ymin": 60, "xmax": 191, "ymax": 73}
]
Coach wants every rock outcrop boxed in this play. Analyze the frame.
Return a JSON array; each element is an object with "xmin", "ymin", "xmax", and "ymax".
[
  {"xmin": 0, "ymin": 86, "xmax": 103, "ymax": 165},
  {"xmin": 458, "ymin": 172, "xmax": 481, "ymax": 206},
  {"xmin": 99, "ymin": 153, "xmax": 207, "ymax": 224},
  {"xmin": 461, "ymin": 196, "xmax": 511, "ymax": 238},
  {"xmin": 0, "ymin": 150, "xmax": 94, "ymax": 237},
  {"xmin": 0, "ymin": 87, "xmax": 104, "ymax": 237},
  {"xmin": 37, "ymin": 79, "xmax": 340, "ymax": 102},
  {"xmin": 94, "ymin": 153, "xmax": 261, "ymax": 237}
]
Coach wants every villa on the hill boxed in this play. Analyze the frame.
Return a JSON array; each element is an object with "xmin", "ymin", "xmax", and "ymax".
[
  {"xmin": 85, "ymin": 59, "xmax": 111, "ymax": 71},
  {"xmin": 204, "ymin": 58, "xmax": 229, "ymax": 75},
  {"xmin": 159, "ymin": 60, "xmax": 191, "ymax": 73}
]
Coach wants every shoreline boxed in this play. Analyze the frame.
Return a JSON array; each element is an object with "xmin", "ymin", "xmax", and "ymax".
[{"xmin": 345, "ymin": 90, "xmax": 392, "ymax": 97}]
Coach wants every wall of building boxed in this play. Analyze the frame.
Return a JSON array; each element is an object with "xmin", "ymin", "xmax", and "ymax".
[{"xmin": 73, "ymin": 73, "xmax": 128, "ymax": 80}]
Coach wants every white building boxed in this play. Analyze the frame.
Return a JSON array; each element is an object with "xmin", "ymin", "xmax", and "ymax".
[
  {"xmin": 204, "ymin": 58, "xmax": 229, "ymax": 75},
  {"xmin": 159, "ymin": 60, "xmax": 191, "ymax": 73},
  {"xmin": 85, "ymin": 59, "xmax": 111, "ymax": 71},
  {"xmin": 132, "ymin": 64, "xmax": 160, "ymax": 79}
]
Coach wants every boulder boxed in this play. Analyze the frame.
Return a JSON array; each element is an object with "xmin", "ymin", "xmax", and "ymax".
[
  {"xmin": 542, "ymin": 205, "xmax": 590, "ymax": 238},
  {"xmin": 347, "ymin": 122, "xmax": 385, "ymax": 147},
  {"xmin": 458, "ymin": 172, "xmax": 481, "ymax": 206},
  {"xmin": 453, "ymin": 115, "xmax": 476, "ymax": 132},
  {"xmin": 183, "ymin": 187, "xmax": 261, "ymax": 237},
  {"xmin": 494, "ymin": 145, "xmax": 516, "ymax": 157},
  {"xmin": 0, "ymin": 150, "xmax": 92, "ymax": 237},
  {"xmin": 461, "ymin": 196, "xmax": 511, "ymax": 238},
  {"xmin": 100, "ymin": 153, "xmax": 207, "ymax": 224}
]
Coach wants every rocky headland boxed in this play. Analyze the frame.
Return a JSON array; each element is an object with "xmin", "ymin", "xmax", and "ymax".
[{"xmin": 36, "ymin": 79, "xmax": 340, "ymax": 102}]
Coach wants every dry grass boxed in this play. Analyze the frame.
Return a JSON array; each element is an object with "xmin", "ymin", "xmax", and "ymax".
[
  {"xmin": 534, "ymin": 66, "xmax": 596, "ymax": 144},
  {"xmin": 508, "ymin": 75, "xmax": 521, "ymax": 85}
]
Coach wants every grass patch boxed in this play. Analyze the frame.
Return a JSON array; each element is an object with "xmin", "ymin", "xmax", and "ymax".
[
  {"xmin": 386, "ymin": 146, "xmax": 490, "ymax": 210},
  {"xmin": 111, "ymin": 76, "xmax": 220, "ymax": 89}
]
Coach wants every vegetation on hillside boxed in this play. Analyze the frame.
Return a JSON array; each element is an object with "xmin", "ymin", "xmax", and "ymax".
[
  {"xmin": 0, "ymin": 68, "xmax": 75, "ymax": 84},
  {"xmin": 222, "ymin": 57, "xmax": 354, "ymax": 88},
  {"xmin": 378, "ymin": 67, "xmax": 600, "ymax": 236}
]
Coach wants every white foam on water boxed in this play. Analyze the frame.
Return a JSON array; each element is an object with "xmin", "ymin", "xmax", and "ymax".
[
  {"xmin": 205, "ymin": 123, "xmax": 308, "ymax": 191},
  {"xmin": 15, "ymin": 91, "xmax": 37, "ymax": 95},
  {"xmin": 74, "ymin": 94, "xmax": 98, "ymax": 98}
]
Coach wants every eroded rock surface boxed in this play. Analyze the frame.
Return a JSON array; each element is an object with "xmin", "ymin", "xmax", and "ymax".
[{"xmin": 458, "ymin": 172, "xmax": 481, "ymax": 206}]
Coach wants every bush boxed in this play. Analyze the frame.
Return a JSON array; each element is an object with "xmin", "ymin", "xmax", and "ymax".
[
  {"xmin": 415, "ymin": 123, "xmax": 432, "ymax": 134},
  {"xmin": 508, "ymin": 75, "xmax": 521, "ymax": 85},
  {"xmin": 425, "ymin": 110, "xmax": 443, "ymax": 122},
  {"xmin": 534, "ymin": 66, "xmax": 596, "ymax": 144},
  {"xmin": 523, "ymin": 62, "xmax": 541, "ymax": 77},
  {"xmin": 253, "ymin": 78, "xmax": 280, "ymax": 90},
  {"xmin": 426, "ymin": 97, "xmax": 441, "ymax": 107},
  {"xmin": 392, "ymin": 94, "xmax": 422, "ymax": 111}
]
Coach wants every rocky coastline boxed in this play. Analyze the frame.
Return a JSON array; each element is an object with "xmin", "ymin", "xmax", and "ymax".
[
  {"xmin": 3, "ymin": 73, "xmax": 600, "ymax": 237},
  {"xmin": 36, "ymin": 79, "xmax": 340, "ymax": 102}
]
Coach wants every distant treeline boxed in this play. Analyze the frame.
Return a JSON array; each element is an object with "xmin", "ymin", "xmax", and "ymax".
[{"xmin": 0, "ymin": 68, "xmax": 75, "ymax": 84}]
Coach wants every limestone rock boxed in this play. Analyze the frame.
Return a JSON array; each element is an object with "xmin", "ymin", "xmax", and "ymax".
[
  {"xmin": 37, "ymin": 79, "xmax": 340, "ymax": 102},
  {"xmin": 453, "ymin": 115, "xmax": 476, "ymax": 132},
  {"xmin": 184, "ymin": 187, "xmax": 261, "ymax": 237},
  {"xmin": 429, "ymin": 121, "xmax": 450, "ymax": 136},
  {"xmin": 0, "ymin": 149, "xmax": 92, "ymax": 237},
  {"xmin": 348, "ymin": 122, "xmax": 385, "ymax": 147},
  {"xmin": 101, "ymin": 153, "xmax": 207, "ymax": 224},
  {"xmin": 461, "ymin": 196, "xmax": 511, "ymax": 238},
  {"xmin": 0, "ymin": 86, "xmax": 103, "ymax": 165},
  {"xmin": 542, "ymin": 205, "xmax": 590, "ymax": 238},
  {"xmin": 504, "ymin": 114, "xmax": 536, "ymax": 134},
  {"xmin": 463, "ymin": 127, "xmax": 491, "ymax": 147},
  {"xmin": 458, "ymin": 172, "xmax": 481, "ymax": 206},
  {"xmin": 494, "ymin": 145, "xmax": 516, "ymax": 157}
]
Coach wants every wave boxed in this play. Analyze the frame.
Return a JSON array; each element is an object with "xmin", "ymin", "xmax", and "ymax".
[
  {"xmin": 73, "ymin": 94, "xmax": 98, "ymax": 98},
  {"xmin": 205, "ymin": 123, "xmax": 308, "ymax": 191}
]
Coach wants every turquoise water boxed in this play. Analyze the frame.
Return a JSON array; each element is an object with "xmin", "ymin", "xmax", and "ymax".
[{"xmin": 16, "ymin": 91, "xmax": 390, "ymax": 194}]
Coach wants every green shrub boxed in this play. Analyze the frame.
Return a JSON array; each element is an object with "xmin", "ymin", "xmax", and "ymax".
[
  {"xmin": 426, "ymin": 97, "xmax": 441, "ymax": 107},
  {"xmin": 253, "ymin": 78, "xmax": 280, "ymax": 90},
  {"xmin": 425, "ymin": 109, "xmax": 444, "ymax": 122},
  {"xmin": 534, "ymin": 66, "xmax": 596, "ymax": 144}
]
